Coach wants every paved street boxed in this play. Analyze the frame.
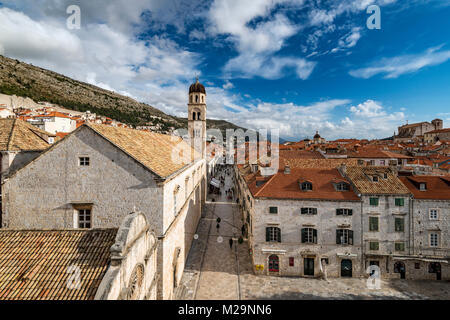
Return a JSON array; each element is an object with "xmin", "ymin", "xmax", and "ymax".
[{"xmin": 177, "ymin": 169, "xmax": 450, "ymax": 301}]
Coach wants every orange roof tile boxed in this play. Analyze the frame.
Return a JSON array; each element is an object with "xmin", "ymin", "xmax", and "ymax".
[{"xmin": 0, "ymin": 229, "xmax": 117, "ymax": 300}]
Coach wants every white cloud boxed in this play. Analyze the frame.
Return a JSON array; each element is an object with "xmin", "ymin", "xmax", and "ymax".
[
  {"xmin": 223, "ymin": 80, "xmax": 234, "ymax": 89},
  {"xmin": 350, "ymin": 45, "xmax": 450, "ymax": 79}
]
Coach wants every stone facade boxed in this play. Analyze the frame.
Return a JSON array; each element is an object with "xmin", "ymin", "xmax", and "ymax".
[
  {"xmin": 251, "ymin": 198, "xmax": 363, "ymax": 278},
  {"xmin": 95, "ymin": 212, "xmax": 159, "ymax": 300},
  {"xmin": 2, "ymin": 125, "xmax": 206, "ymax": 299},
  {"xmin": 360, "ymin": 194, "xmax": 411, "ymax": 279}
]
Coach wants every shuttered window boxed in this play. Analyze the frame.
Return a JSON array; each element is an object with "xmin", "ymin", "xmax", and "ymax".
[
  {"xmin": 369, "ymin": 198, "xmax": 379, "ymax": 206},
  {"xmin": 369, "ymin": 242, "xmax": 379, "ymax": 251},
  {"xmin": 301, "ymin": 208, "xmax": 317, "ymax": 215},
  {"xmin": 336, "ymin": 209, "xmax": 353, "ymax": 216},
  {"xmin": 395, "ymin": 198, "xmax": 405, "ymax": 207},
  {"xmin": 395, "ymin": 217, "xmax": 405, "ymax": 232},
  {"xmin": 269, "ymin": 207, "xmax": 278, "ymax": 214},
  {"xmin": 301, "ymin": 228, "xmax": 318, "ymax": 244},
  {"xmin": 266, "ymin": 227, "xmax": 281, "ymax": 242},
  {"xmin": 369, "ymin": 217, "xmax": 379, "ymax": 231},
  {"xmin": 336, "ymin": 229, "xmax": 353, "ymax": 245}
]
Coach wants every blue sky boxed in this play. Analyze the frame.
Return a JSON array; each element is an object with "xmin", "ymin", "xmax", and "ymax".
[{"xmin": 0, "ymin": 0, "xmax": 449, "ymax": 140}]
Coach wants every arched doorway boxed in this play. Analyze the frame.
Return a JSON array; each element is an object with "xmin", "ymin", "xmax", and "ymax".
[
  {"xmin": 429, "ymin": 262, "xmax": 441, "ymax": 280},
  {"xmin": 268, "ymin": 255, "xmax": 279, "ymax": 272},
  {"xmin": 394, "ymin": 262, "xmax": 406, "ymax": 279},
  {"xmin": 341, "ymin": 259, "xmax": 353, "ymax": 277}
]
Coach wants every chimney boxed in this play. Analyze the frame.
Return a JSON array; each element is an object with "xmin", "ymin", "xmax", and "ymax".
[
  {"xmin": 284, "ymin": 165, "xmax": 291, "ymax": 175},
  {"xmin": 339, "ymin": 164, "xmax": 347, "ymax": 175}
]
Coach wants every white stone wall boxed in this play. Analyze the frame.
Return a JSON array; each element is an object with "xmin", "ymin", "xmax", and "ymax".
[
  {"xmin": 95, "ymin": 212, "xmax": 159, "ymax": 300},
  {"xmin": 2, "ymin": 127, "xmax": 164, "ymax": 231},
  {"xmin": 361, "ymin": 195, "xmax": 410, "ymax": 278},
  {"xmin": 252, "ymin": 198, "xmax": 363, "ymax": 278}
]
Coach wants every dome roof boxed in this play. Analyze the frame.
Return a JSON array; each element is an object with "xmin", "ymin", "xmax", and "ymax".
[
  {"xmin": 189, "ymin": 79, "xmax": 206, "ymax": 94},
  {"xmin": 314, "ymin": 131, "xmax": 321, "ymax": 139}
]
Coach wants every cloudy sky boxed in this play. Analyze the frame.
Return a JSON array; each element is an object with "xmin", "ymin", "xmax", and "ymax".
[{"xmin": 1, "ymin": 0, "xmax": 450, "ymax": 140}]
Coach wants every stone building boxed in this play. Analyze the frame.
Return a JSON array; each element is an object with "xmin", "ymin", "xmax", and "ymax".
[
  {"xmin": 396, "ymin": 119, "xmax": 443, "ymax": 141},
  {"xmin": 236, "ymin": 162, "xmax": 363, "ymax": 278},
  {"xmin": 341, "ymin": 166, "xmax": 412, "ymax": 279},
  {"xmin": 0, "ymin": 212, "xmax": 158, "ymax": 300},
  {"xmin": 399, "ymin": 176, "xmax": 450, "ymax": 280},
  {"xmin": 424, "ymin": 128, "xmax": 450, "ymax": 144},
  {"xmin": 1, "ymin": 80, "xmax": 209, "ymax": 299}
]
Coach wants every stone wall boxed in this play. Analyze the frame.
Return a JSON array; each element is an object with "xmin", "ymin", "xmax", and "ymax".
[
  {"xmin": 2, "ymin": 126, "xmax": 164, "ymax": 231},
  {"xmin": 252, "ymin": 198, "xmax": 363, "ymax": 278},
  {"xmin": 95, "ymin": 212, "xmax": 159, "ymax": 300}
]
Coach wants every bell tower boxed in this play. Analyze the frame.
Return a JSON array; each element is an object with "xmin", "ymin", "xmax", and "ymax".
[{"xmin": 188, "ymin": 78, "xmax": 207, "ymax": 159}]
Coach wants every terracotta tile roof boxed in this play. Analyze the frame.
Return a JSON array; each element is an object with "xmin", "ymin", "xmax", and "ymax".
[
  {"xmin": 0, "ymin": 119, "xmax": 53, "ymax": 152},
  {"xmin": 345, "ymin": 166, "xmax": 411, "ymax": 195},
  {"xmin": 33, "ymin": 112, "xmax": 71, "ymax": 119},
  {"xmin": 0, "ymin": 229, "xmax": 117, "ymax": 300},
  {"xmin": 280, "ymin": 150, "xmax": 324, "ymax": 160},
  {"xmin": 87, "ymin": 123, "xmax": 199, "ymax": 178},
  {"xmin": 282, "ymin": 158, "xmax": 359, "ymax": 169},
  {"xmin": 249, "ymin": 168, "xmax": 360, "ymax": 201},
  {"xmin": 399, "ymin": 176, "xmax": 450, "ymax": 200},
  {"xmin": 425, "ymin": 128, "xmax": 450, "ymax": 134}
]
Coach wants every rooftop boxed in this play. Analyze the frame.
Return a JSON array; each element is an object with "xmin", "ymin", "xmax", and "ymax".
[
  {"xmin": 0, "ymin": 229, "xmax": 117, "ymax": 300},
  {"xmin": 344, "ymin": 166, "xmax": 411, "ymax": 195},
  {"xmin": 0, "ymin": 119, "xmax": 54, "ymax": 152},
  {"xmin": 399, "ymin": 176, "xmax": 450, "ymax": 200}
]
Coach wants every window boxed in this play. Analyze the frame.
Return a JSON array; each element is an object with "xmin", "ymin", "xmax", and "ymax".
[
  {"xmin": 369, "ymin": 241, "xmax": 379, "ymax": 251},
  {"xmin": 268, "ymin": 255, "xmax": 279, "ymax": 272},
  {"xmin": 79, "ymin": 157, "xmax": 90, "ymax": 166},
  {"xmin": 429, "ymin": 209, "xmax": 439, "ymax": 220},
  {"xmin": 372, "ymin": 176, "xmax": 379, "ymax": 182},
  {"xmin": 301, "ymin": 228, "xmax": 318, "ymax": 244},
  {"xmin": 415, "ymin": 263, "xmax": 420, "ymax": 270},
  {"xmin": 395, "ymin": 242, "xmax": 405, "ymax": 252},
  {"xmin": 380, "ymin": 160, "xmax": 385, "ymax": 166},
  {"xmin": 369, "ymin": 216, "xmax": 379, "ymax": 232},
  {"xmin": 336, "ymin": 183, "xmax": 350, "ymax": 191},
  {"xmin": 269, "ymin": 207, "xmax": 278, "ymax": 214},
  {"xmin": 419, "ymin": 183, "xmax": 427, "ymax": 191},
  {"xmin": 336, "ymin": 229, "xmax": 353, "ymax": 245},
  {"xmin": 395, "ymin": 198, "xmax": 405, "ymax": 207},
  {"xmin": 266, "ymin": 227, "xmax": 281, "ymax": 242},
  {"xmin": 301, "ymin": 182, "xmax": 313, "ymax": 191},
  {"xmin": 336, "ymin": 209, "xmax": 353, "ymax": 216},
  {"xmin": 289, "ymin": 257, "xmax": 295, "ymax": 267},
  {"xmin": 301, "ymin": 208, "xmax": 317, "ymax": 215},
  {"xmin": 430, "ymin": 233, "xmax": 439, "ymax": 247},
  {"xmin": 369, "ymin": 197, "xmax": 379, "ymax": 206},
  {"xmin": 77, "ymin": 209, "xmax": 91, "ymax": 229},
  {"xmin": 395, "ymin": 217, "xmax": 405, "ymax": 232}
]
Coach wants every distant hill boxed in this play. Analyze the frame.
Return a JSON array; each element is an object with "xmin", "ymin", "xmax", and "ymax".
[{"xmin": 0, "ymin": 55, "xmax": 247, "ymax": 135}]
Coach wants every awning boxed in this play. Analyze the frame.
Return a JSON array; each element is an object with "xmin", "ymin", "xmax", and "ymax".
[
  {"xmin": 210, "ymin": 178, "xmax": 220, "ymax": 188},
  {"xmin": 393, "ymin": 256, "xmax": 449, "ymax": 264}
]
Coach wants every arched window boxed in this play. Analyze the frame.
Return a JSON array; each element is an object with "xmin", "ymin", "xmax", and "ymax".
[
  {"xmin": 197, "ymin": 112, "xmax": 201, "ymax": 120},
  {"xmin": 192, "ymin": 112, "xmax": 196, "ymax": 120},
  {"xmin": 190, "ymin": 95, "xmax": 193, "ymax": 103},
  {"xmin": 268, "ymin": 255, "xmax": 279, "ymax": 272},
  {"xmin": 202, "ymin": 96, "xmax": 204, "ymax": 103},
  {"xmin": 196, "ymin": 95, "xmax": 199, "ymax": 103}
]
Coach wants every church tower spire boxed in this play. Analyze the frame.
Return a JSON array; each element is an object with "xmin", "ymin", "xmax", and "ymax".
[{"xmin": 188, "ymin": 78, "xmax": 207, "ymax": 159}]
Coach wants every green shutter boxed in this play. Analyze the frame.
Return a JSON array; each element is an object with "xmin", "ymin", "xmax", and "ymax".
[
  {"xmin": 266, "ymin": 228, "xmax": 270, "ymax": 242},
  {"xmin": 313, "ymin": 229, "xmax": 318, "ymax": 243},
  {"xmin": 336, "ymin": 209, "xmax": 342, "ymax": 216},
  {"xmin": 336, "ymin": 230, "xmax": 341, "ymax": 244},
  {"xmin": 369, "ymin": 217, "xmax": 379, "ymax": 231},
  {"xmin": 395, "ymin": 218, "xmax": 405, "ymax": 232},
  {"xmin": 349, "ymin": 230, "xmax": 354, "ymax": 245},
  {"xmin": 395, "ymin": 198, "xmax": 405, "ymax": 206},
  {"xmin": 370, "ymin": 198, "xmax": 379, "ymax": 206},
  {"xmin": 277, "ymin": 228, "xmax": 281, "ymax": 243}
]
